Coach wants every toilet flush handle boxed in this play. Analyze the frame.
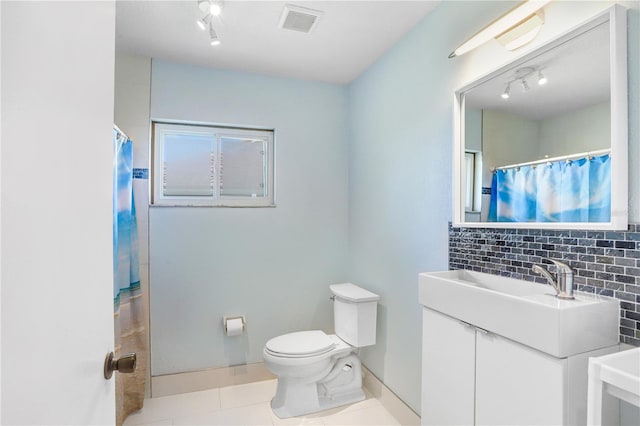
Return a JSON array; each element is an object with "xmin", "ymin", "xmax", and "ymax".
[{"xmin": 329, "ymin": 295, "xmax": 336, "ymax": 301}]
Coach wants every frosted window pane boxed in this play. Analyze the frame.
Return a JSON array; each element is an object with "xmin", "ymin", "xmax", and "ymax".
[
  {"xmin": 163, "ymin": 134, "xmax": 214, "ymax": 196},
  {"xmin": 220, "ymin": 137, "xmax": 266, "ymax": 197}
]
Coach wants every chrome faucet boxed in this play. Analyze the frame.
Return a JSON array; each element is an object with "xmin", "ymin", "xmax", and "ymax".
[{"xmin": 532, "ymin": 260, "xmax": 575, "ymax": 300}]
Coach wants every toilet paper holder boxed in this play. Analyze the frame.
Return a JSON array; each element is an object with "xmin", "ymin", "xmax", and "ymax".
[{"xmin": 223, "ymin": 315, "xmax": 246, "ymax": 335}]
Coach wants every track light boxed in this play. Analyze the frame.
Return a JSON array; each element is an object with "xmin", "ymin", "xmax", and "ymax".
[
  {"xmin": 196, "ymin": 1, "xmax": 223, "ymax": 46},
  {"xmin": 501, "ymin": 85, "xmax": 510, "ymax": 99},
  {"xmin": 500, "ymin": 66, "xmax": 549, "ymax": 98},
  {"xmin": 197, "ymin": 14, "xmax": 211, "ymax": 31},
  {"xmin": 538, "ymin": 70, "xmax": 547, "ymax": 85},
  {"xmin": 209, "ymin": 24, "xmax": 221, "ymax": 46}
]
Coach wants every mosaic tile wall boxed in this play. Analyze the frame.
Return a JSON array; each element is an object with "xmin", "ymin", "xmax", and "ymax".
[{"xmin": 449, "ymin": 223, "xmax": 640, "ymax": 346}]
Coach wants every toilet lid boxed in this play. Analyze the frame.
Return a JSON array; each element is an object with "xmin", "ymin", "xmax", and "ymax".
[{"xmin": 265, "ymin": 330, "xmax": 335, "ymax": 357}]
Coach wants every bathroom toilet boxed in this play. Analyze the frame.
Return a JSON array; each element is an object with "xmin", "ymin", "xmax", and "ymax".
[{"xmin": 263, "ymin": 283, "xmax": 380, "ymax": 419}]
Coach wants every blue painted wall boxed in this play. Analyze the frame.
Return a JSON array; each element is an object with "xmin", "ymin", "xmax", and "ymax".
[
  {"xmin": 347, "ymin": 0, "xmax": 639, "ymax": 412},
  {"xmin": 149, "ymin": 62, "xmax": 350, "ymax": 375},
  {"xmin": 145, "ymin": 0, "xmax": 639, "ymax": 415}
]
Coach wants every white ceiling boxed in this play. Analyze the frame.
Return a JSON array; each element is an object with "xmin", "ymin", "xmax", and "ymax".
[
  {"xmin": 116, "ymin": 0, "xmax": 440, "ymax": 84},
  {"xmin": 464, "ymin": 20, "xmax": 610, "ymax": 121}
]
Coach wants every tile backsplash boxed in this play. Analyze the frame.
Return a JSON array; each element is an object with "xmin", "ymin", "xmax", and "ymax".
[{"xmin": 449, "ymin": 223, "xmax": 640, "ymax": 346}]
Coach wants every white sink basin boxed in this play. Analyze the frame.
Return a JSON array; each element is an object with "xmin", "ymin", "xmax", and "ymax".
[{"xmin": 419, "ymin": 270, "xmax": 619, "ymax": 358}]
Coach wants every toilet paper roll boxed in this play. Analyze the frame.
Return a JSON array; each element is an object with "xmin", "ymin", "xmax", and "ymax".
[{"xmin": 225, "ymin": 317, "xmax": 244, "ymax": 336}]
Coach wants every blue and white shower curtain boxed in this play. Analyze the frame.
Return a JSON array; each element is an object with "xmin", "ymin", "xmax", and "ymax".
[
  {"xmin": 114, "ymin": 129, "xmax": 140, "ymax": 301},
  {"xmin": 113, "ymin": 129, "xmax": 145, "ymax": 426},
  {"xmin": 488, "ymin": 154, "xmax": 611, "ymax": 222}
]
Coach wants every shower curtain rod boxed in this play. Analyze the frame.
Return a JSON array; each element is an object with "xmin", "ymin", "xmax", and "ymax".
[
  {"xmin": 114, "ymin": 123, "xmax": 129, "ymax": 140},
  {"xmin": 493, "ymin": 148, "xmax": 611, "ymax": 171}
]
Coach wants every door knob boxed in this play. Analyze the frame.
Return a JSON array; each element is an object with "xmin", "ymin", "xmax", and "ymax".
[{"xmin": 103, "ymin": 351, "xmax": 136, "ymax": 379}]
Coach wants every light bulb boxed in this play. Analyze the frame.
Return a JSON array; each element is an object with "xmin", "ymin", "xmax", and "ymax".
[
  {"xmin": 538, "ymin": 70, "xmax": 547, "ymax": 85},
  {"xmin": 501, "ymin": 84, "xmax": 510, "ymax": 99},
  {"xmin": 197, "ymin": 14, "xmax": 211, "ymax": 31},
  {"xmin": 210, "ymin": 2, "xmax": 222, "ymax": 16},
  {"xmin": 209, "ymin": 24, "xmax": 221, "ymax": 46},
  {"xmin": 521, "ymin": 79, "xmax": 530, "ymax": 92}
]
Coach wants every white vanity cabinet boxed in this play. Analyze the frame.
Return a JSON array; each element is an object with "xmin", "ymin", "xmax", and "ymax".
[
  {"xmin": 474, "ymin": 325, "xmax": 566, "ymax": 426},
  {"xmin": 422, "ymin": 307, "xmax": 476, "ymax": 426},
  {"xmin": 421, "ymin": 307, "xmax": 619, "ymax": 426}
]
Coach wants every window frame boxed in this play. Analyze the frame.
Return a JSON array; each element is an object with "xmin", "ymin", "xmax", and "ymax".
[
  {"xmin": 464, "ymin": 150, "xmax": 482, "ymax": 213},
  {"xmin": 151, "ymin": 122, "xmax": 275, "ymax": 207}
]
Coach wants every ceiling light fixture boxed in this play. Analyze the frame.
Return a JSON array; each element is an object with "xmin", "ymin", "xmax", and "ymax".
[
  {"xmin": 449, "ymin": 0, "xmax": 552, "ymax": 58},
  {"xmin": 500, "ymin": 66, "xmax": 548, "ymax": 99},
  {"xmin": 196, "ymin": 1, "xmax": 222, "ymax": 47}
]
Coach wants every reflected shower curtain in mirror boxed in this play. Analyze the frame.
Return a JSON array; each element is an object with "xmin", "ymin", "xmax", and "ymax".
[
  {"xmin": 114, "ymin": 129, "xmax": 146, "ymax": 426},
  {"xmin": 488, "ymin": 154, "xmax": 611, "ymax": 222}
]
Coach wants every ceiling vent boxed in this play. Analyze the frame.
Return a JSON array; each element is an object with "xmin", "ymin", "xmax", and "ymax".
[{"xmin": 279, "ymin": 4, "xmax": 323, "ymax": 34}]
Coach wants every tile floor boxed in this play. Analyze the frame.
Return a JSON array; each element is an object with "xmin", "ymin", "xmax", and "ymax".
[{"xmin": 124, "ymin": 379, "xmax": 402, "ymax": 426}]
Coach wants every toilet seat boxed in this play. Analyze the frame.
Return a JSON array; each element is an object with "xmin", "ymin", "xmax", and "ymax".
[{"xmin": 265, "ymin": 330, "xmax": 336, "ymax": 358}]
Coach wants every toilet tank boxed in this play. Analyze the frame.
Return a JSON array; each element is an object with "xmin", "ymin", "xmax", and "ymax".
[{"xmin": 330, "ymin": 283, "xmax": 380, "ymax": 347}]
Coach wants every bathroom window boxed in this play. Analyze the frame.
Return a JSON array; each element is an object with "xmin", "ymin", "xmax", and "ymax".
[{"xmin": 152, "ymin": 122, "xmax": 275, "ymax": 207}]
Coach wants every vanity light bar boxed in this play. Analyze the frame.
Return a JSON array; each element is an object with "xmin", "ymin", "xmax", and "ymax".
[{"xmin": 449, "ymin": 0, "xmax": 552, "ymax": 58}]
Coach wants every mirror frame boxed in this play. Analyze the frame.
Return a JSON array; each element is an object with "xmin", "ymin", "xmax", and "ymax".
[{"xmin": 453, "ymin": 5, "xmax": 628, "ymax": 230}]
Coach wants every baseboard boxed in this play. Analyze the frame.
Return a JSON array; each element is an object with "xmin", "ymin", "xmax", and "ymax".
[
  {"xmin": 150, "ymin": 361, "xmax": 421, "ymax": 425},
  {"xmin": 362, "ymin": 366, "xmax": 421, "ymax": 426},
  {"xmin": 150, "ymin": 362, "xmax": 275, "ymax": 398}
]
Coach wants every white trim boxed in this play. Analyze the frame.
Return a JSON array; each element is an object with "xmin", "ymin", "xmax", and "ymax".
[
  {"xmin": 453, "ymin": 5, "xmax": 628, "ymax": 230},
  {"xmin": 150, "ymin": 362, "xmax": 275, "ymax": 398},
  {"xmin": 608, "ymin": 4, "xmax": 628, "ymax": 231},
  {"xmin": 362, "ymin": 366, "xmax": 420, "ymax": 425},
  {"xmin": 151, "ymin": 122, "xmax": 275, "ymax": 207},
  {"xmin": 150, "ymin": 362, "xmax": 421, "ymax": 425}
]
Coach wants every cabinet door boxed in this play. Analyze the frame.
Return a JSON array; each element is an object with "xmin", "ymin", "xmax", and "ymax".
[
  {"xmin": 422, "ymin": 308, "xmax": 476, "ymax": 426},
  {"xmin": 475, "ymin": 331, "xmax": 567, "ymax": 426}
]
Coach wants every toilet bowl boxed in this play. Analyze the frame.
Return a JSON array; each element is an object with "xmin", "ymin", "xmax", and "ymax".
[
  {"xmin": 263, "ymin": 331, "xmax": 364, "ymax": 418},
  {"xmin": 263, "ymin": 283, "xmax": 379, "ymax": 419}
]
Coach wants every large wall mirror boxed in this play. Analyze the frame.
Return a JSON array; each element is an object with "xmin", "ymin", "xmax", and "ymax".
[{"xmin": 453, "ymin": 5, "xmax": 628, "ymax": 230}]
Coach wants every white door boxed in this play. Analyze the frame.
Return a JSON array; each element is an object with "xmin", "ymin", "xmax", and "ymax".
[{"xmin": 1, "ymin": 1, "xmax": 117, "ymax": 424}]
